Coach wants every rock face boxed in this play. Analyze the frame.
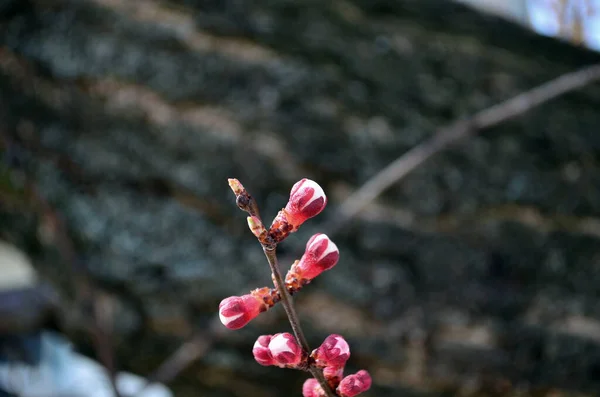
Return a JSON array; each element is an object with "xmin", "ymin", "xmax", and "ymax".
[{"xmin": 2, "ymin": 0, "xmax": 600, "ymax": 396}]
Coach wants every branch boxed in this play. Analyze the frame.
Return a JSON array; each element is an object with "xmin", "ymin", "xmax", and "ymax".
[
  {"xmin": 227, "ymin": 179, "xmax": 337, "ymax": 397},
  {"xmin": 261, "ymin": 247, "xmax": 336, "ymax": 397},
  {"xmin": 141, "ymin": 332, "xmax": 213, "ymax": 387},
  {"xmin": 262, "ymin": 246, "xmax": 309, "ymax": 351},
  {"xmin": 328, "ymin": 63, "xmax": 600, "ymax": 235}
]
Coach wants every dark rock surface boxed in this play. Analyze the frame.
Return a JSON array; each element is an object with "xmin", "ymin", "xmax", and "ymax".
[{"xmin": 1, "ymin": 0, "xmax": 600, "ymax": 396}]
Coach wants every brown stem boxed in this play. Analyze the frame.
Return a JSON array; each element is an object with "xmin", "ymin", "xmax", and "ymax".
[
  {"xmin": 261, "ymin": 246, "xmax": 337, "ymax": 397},
  {"xmin": 309, "ymin": 366, "xmax": 338, "ymax": 397},
  {"xmin": 262, "ymin": 246, "xmax": 310, "ymax": 352},
  {"xmin": 230, "ymin": 180, "xmax": 337, "ymax": 396}
]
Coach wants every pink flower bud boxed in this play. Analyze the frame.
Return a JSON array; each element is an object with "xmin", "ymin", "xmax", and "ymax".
[
  {"xmin": 337, "ymin": 370, "xmax": 372, "ymax": 397},
  {"xmin": 312, "ymin": 334, "xmax": 350, "ymax": 368},
  {"xmin": 355, "ymin": 370, "xmax": 372, "ymax": 390},
  {"xmin": 295, "ymin": 234, "xmax": 340, "ymax": 280},
  {"xmin": 284, "ymin": 179, "xmax": 327, "ymax": 230},
  {"xmin": 268, "ymin": 332, "xmax": 303, "ymax": 367},
  {"xmin": 218, "ymin": 294, "xmax": 265, "ymax": 329},
  {"xmin": 253, "ymin": 335, "xmax": 274, "ymax": 366},
  {"xmin": 302, "ymin": 378, "xmax": 325, "ymax": 397}
]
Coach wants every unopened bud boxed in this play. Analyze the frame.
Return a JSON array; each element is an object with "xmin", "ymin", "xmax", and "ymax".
[
  {"xmin": 284, "ymin": 179, "xmax": 327, "ymax": 230},
  {"xmin": 227, "ymin": 178, "xmax": 245, "ymax": 195},
  {"xmin": 337, "ymin": 370, "xmax": 372, "ymax": 397},
  {"xmin": 218, "ymin": 294, "xmax": 265, "ymax": 329},
  {"xmin": 356, "ymin": 370, "xmax": 372, "ymax": 389},
  {"xmin": 302, "ymin": 378, "xmax": 325, "ymax": 397},
  {"xmin": 253, "ymin": 335, "xmax": 274, "ymax": 366},
  {"xmin": 247, "ymin": 216, "xmax": 267, "ymax": 239},
  {"xmin": 312, "ymin": 334, "xmax": 350, "ymax": 368},
  {"xmin": 294, "ymin": 234, "xmax": 339, "ymax": 280},
  {"xmin": 268, "ymin": 332, "xmax": 303, "ymax": 367}
]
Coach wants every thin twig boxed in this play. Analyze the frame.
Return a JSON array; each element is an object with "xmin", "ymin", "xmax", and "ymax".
[
  {"xmin": 262, "ymin": 246, "xmax": 310, "ymax": 351},
  {"xmin": 309, "ymin": 366, "xmax": 337, "ymax": 396},
  {"xmin": 148, "ymin": 332, "xmax": 213, "ymax": 383},
  {"xmin": 328, "ymin": 63, "xmax": 600, "ymax": 235},
  {"xmin": 133, "ymin": 329, "xmax": 223, "ymax": 397},
  {"xmin": 261, "ymin": 246, "xmax": 336, "ymax": 397}
]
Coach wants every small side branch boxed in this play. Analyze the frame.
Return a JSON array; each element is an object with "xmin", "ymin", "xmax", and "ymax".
[
  {"xmin": 329, "ymin": 63, "xmax": 600, "ymax": 234},
  {"xmin": 262, "ymin": 246, "xmax": 337, "ymax": 397}
]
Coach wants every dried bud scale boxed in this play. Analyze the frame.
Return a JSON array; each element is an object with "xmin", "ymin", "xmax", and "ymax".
[
  {"xmin": 250, "ymin": 286, "xmax": 280, "ymax": 307},
  {"xmin": 268, "ymin": 209, "xmax": 295, "ymax": 243}
]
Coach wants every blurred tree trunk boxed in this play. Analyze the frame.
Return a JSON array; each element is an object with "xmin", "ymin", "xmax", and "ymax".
[{"xmin": 2, "ymin": 0, "xmax": 600, "ymax": 396}]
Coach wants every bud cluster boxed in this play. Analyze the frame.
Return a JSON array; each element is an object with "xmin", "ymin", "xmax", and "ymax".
[
  {"xmin": 220, "ymin": 178, "xmax": 371, "ymax": 396},
  {"xmin": 218, "ymin": 231, "xmax": 340, "ymax": 330},
  {"xmin": 301, "ymin": 335, "xmax": 371, "ymax": 397},
  {"xmin": 303, "ymin": 370, "xmax": 372, "ymax": 397}
]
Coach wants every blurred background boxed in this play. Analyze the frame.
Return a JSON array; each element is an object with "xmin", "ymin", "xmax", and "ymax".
[{"xmin": 1, "ymin": 0, "xmax": 600, "ymax": 396}]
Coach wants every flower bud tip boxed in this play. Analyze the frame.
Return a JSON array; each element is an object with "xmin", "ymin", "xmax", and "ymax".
[
  {"xmin": 228, "ymin": 178, "xmax": 244, "ymax": 195},
  {"xmin": 302, "ymin": 378, "xmax": 324, "ymax": 397},
  {"xmin": 337, "ymin": 370, "xmax": 372, "ymax": 397},
  {"xmin": 268, "ymin": 333, "xmax": 303, "ymax": 367},
  {"xmin": 284, "ymin": 179, "xmax": 327, "ymax": 230},
  {"xmin": 253, "ymin": 335, "xmax": 275, "ymax": 366},
  {"xmin": 218, "ymin": 294, "xmax": 264, "ymax": 330},
  {"xmin": 295, "ymin": 233, "xmax": 340, "ymax": 280},
  {"xmin": 313, "ymin": 334, "xmax": 350, "ymax": 368}
]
